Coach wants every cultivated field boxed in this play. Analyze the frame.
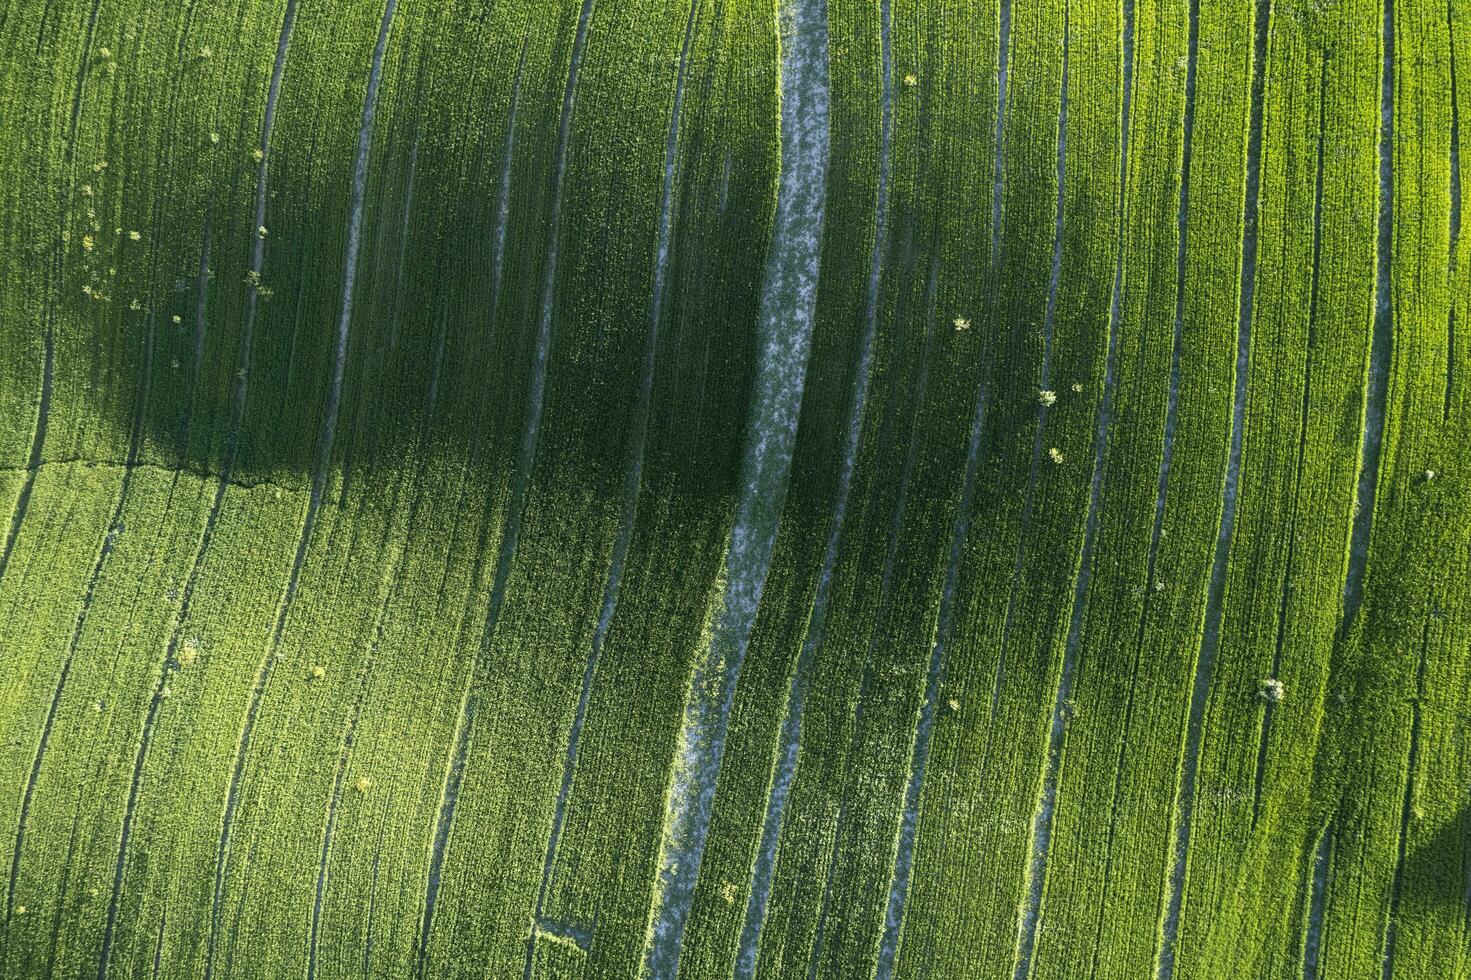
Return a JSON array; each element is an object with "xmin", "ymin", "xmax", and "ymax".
[{"xmin": 0, "ymin": 0, "xmax": 1466, "ymax": 977}]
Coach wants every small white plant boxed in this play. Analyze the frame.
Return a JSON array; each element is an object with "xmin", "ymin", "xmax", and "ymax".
[{"xmin": 1038, "ymin": 389, "xmax": 1056, "ymax": 407}]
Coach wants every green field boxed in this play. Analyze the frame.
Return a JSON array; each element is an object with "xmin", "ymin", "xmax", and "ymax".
[{"xmin": 0, "ymin": 0, "xmax": 1467, "ymax": 977}]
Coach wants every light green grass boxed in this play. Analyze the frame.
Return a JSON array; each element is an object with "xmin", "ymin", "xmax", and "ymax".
[{"xmin": 1, "ymin": 0, "xmax": 1467, "ymax": 978}]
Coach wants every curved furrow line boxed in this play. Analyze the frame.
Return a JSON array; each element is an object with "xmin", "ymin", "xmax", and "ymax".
[
  {"xmin": 385, "ymin": 131, "xmax": 419, "ymax": 353},
  {"xmin": 148, "ymin": 909, "xmax": 166, "ymax": 980},
  {"xmin": 523, "ymin": 3, "xmax": 698, "ymax": 975},
  {"xmin": 925, "ymin": 0, "xmax": 1020, "ymax": 816},
  {"xmin": 1300, "ymin": 821, "xmax": 1335, "ymax": 980},
  {"xmin": 179, "ymin": 217, "xmax": 213, "ymax": 454},
  {"xmin": 1379, "ymin": 626, "xmax": 1428, "ymax": 979},
  {"xmin": 61, "ymin": 0, "xmax": 103, "ymax": 171},
  {"xmin": 802, "ymin": 255, "xmax": 938, "ymax": 980},
  {"xmin": 30, "ymin": 474, "xmax": 186, "ymax": 972},
  {"xmin": 1084, "ymin": 3, "xmax": 1201, "ymax": 972},
  {"xmin": 0, "ymin": 328, "xmax": 52, "ymax": 589},
  {"xmin": 341, "ymin": 55, "xmax": 429, "ymax": 505},
  {"xmin": 278, "ymin": 130, "xmax": 324, "ymax": 403},
  {"xmin": 489, "ymin": 31, "xmax": 531, "ymax": 330},
  {"xmin": 420, "ymin": 30, "xmax": 531, "ymax": 610},
  {"xmin": 472, "ymin": 0, "xmax": 597, "ymax": 650},
  {"xmin": 734, "ymin": 2, "xmax": 892, "ymax": 971},
  {"xmin": 990, "ymin": 0, "xmax": 1071, "ymax": 726},
  {"xmin": 1006, "ymin": 2, "xmax": 1097, "ymax": 972},
  {"xmin": 0, "ymin": 0, "xmax": 101, "ymax": 586},
  {"xmin": 639, "ymin": 0, "xmax": 829, "ymax": 972},
  {"xmin": 1250, "ymin": 54, "xmax": 1328, "ymax": 829},
  {"xmin": 4, "ymin": 317, "xmax": 147, "ymax": 918},
  {"xmin": 991, "ymin": 0, "xmax": 1014, "ymax": 264},
  {"xmin": 415, "ymin": 684, "xmax": 476, "ymax": 977},
  {"xmin": 204, "ymin": 4, "xmax": 398, "ymax": 975},
  {"xmin": 876, "ymin": 7, "xmax": 1023, "ymax": 964},
  {"xmin": 1342, "ymin": 0, "xmax": 1395, "ymax": 626},
  {"xmin": 417, "ymin": 1, "xmax": 597, "ymax": 967},
  {"xmin": 38, "ymin": 789, "xmax": 84, "ymax": 972},
  {"xmin": 227, "ymin": 0, "xmax": 302, "ymax": 470},
  {"xmin": 307, "ymin": 295, "xmax": 446, "ymax": 980},
  {"xmin": 442, "ymin": 28, "xmax": 529, "ymax": 534},
  {"xmin": 1155, "ymin": 0, "xmax": 1272, "ymax": 975},
  {"xmin": 6, "ymin": 18, "xmax": 214, "ymax": 909},
  {"xmin": 1447, "ymin": 0, "xmax": 1461, "ymax": 420},
  {"xmin": 98, "ymin": 0, "xmax": 300, "ymax": 972},
  {"xmin": 875, "ymin": 340, "xmax": 989, "ymax": 980},
  {"xmin": 361, "ymin": 793, "xmax": 391, "ymax": 974},
  {"xmin": 218, "ymin": 832, "xmax": 265, "ymax": 975},
  {"xmin": 305, "ymin": 660, "xmax": 372, "ymax": 980}
]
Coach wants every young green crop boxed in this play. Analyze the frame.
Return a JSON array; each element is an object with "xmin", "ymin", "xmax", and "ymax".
[{"xmin": 0, "ymin": 0, "xmax": 1465, "ymax": 978}]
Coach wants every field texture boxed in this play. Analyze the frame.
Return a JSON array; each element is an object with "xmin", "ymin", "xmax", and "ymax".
[{"xmin": 0, "ymin": 0, "xmax": 1467, "ymax": 977}]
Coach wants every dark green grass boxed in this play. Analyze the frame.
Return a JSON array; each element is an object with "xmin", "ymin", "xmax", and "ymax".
[{"xmin": 1, "ymin": 1, "xmax": 1468, "ymax": 978}]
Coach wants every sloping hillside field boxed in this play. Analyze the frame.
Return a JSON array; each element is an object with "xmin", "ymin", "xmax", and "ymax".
[{"xmin": 1, "ymin": 0, "xmax": 1467, "ymax": 976}]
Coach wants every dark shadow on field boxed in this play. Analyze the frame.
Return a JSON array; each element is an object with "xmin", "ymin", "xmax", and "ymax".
[
  {"xmin": 1404, "ymin": 804, "xmax": 1471, "ymax": 913},
  {"xmin": 42, "ymin": 6, "xmax": 772, "ymax": 511},
  {"xmin": 34, "ymin": 9, "xmax": 1108, "ymax": 539}
]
